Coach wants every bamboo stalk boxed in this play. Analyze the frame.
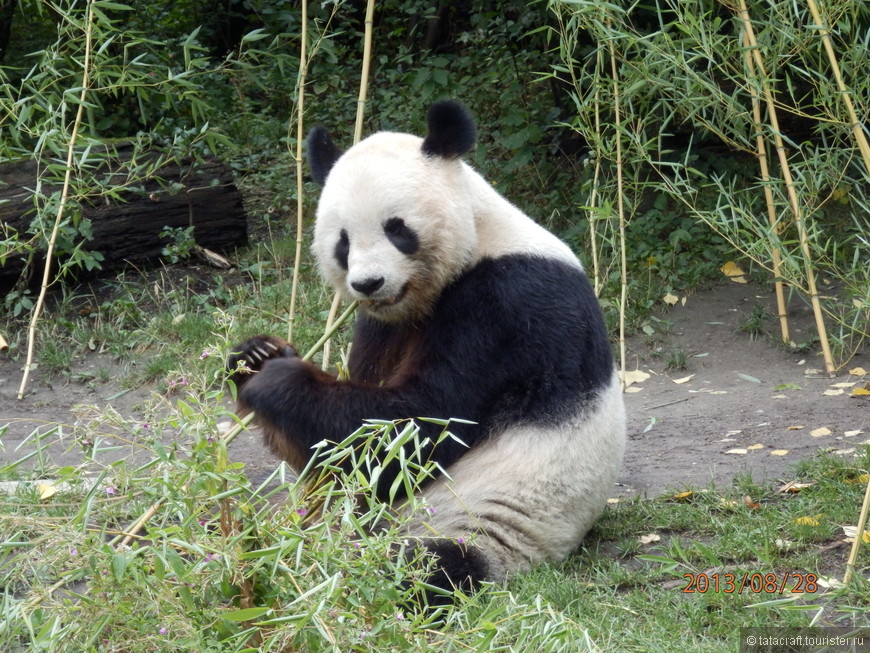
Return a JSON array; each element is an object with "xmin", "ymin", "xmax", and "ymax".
[
  {"xmin": 17, "ymin": 1, "xmax": 95, "ymax": 399},
  {"xmin": 805, "ymin": 0, "xmax": 870, "ymax": 179},
  {"xmin": 844, "ymin": 473, "xmax": 870, "ymax": 585},
  {"xmin": 113, "ymin": 4, "xmax": 369, "ymax": 556},
  {"xmin": 112, "ymin": 498, "xmax": 168, "ymax": 548},
  {"xmin": 736, "ymin": 0, "xmax": 835, "ymax": 376},
  {"xmin": 589, "ymin": 51, "xmax": 604, "ymax": 297},
  {"xmin": 287, "ymin": 0, "xmax": 309, "ymax": 344},
  {"xmin": 354, "ymin": 0, "xmax": 377, "ymax": 145},
  {"xmin": 554, "ymin": 7, "xmax": 603, "ymax": 295},
  {"xmin": 320, "ymin": 292, "xmax": 343, "ymax": 371},
  {"xmin": 608, "ymin": 33, "xmax": 628, "ymax": 390},
  {"xmin": 805, "ymin": 0, "xmax": 870, "ymax": 581},
  {"xmin": 740, "ymin": 29, "xmax": 790, "ymax": 343},
  {"xmin": 322, "ymin": 0, "xmax": 376, "ymax": 370}
]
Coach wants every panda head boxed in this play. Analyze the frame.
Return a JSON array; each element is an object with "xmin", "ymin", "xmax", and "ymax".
[{"xmin": 307, "ymin": 100, "xmax": 478, "ymax": 323}]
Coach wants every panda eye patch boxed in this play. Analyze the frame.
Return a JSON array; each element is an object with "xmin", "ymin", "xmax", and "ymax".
[
  {"xmin": 383, "ymin": 217, "xmax": 419, "ymax": 255},
  {"xmin": 334, "ymin": 229, "xmax": 349, "ymax": 270}
]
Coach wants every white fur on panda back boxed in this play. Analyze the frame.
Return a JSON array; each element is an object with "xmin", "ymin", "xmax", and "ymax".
[
  {"xmin": 409, "ymin": 369, "xmax": 625, "ymax": 580},
  {"xmin": 459, "ymin": 163, "xmax": 582, "ymax": 270}
]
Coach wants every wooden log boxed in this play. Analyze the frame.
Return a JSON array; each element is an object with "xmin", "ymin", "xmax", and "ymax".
[{"xmin": 0, "ymin": 144, "xmax": 248, "ymax": 292}]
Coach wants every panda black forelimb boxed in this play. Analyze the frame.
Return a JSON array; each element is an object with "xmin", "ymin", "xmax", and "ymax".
[
  {"xmin": 236, "ymin": 255, "xmax": 613, "ymax": 505},
  {"xmin": 226, "ymin": 334, "xmax": 298, "ymax": 389}
]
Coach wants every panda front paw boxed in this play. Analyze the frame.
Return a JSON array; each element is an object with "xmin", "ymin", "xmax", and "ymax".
[{"xmin": 227, "ymin": 335, "xmax": 298, "ymax": 387}]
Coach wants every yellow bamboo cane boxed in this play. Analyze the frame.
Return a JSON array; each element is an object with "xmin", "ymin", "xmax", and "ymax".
[
  {"xmin": 608, "ymin": 32, "xmax": 628, "ymax": 390},
  {"xmin": 287, "ymin": 0, "xmax": 309, "ymax": 345},
  {"xmin": 804, "ymin": 0, "xmax": 870, "ymax": 583},
  {"xmin": 322, "ymin": 0, "xmax": 376, "ymax": 370},
  {"xmin": 805, "ymin": 0, "xmax": 870, "ymax": 183},
  {"xmin": 740, "ymin": 29, "xmax": 790, "ymax": 343},
  {"xmin": 736, "ymin": 0, "xmax": 835, "ymax": 376},
  {"xmin": 18, "ymin": 1, "xmax": 95, "ymax": 399}
]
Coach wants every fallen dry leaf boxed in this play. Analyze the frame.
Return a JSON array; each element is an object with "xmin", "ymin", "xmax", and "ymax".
[
  {"xmin": 673, "ymin": 491, "xmax": 694, "ymax": 501},
  {"xmin": 794, "ymin": 516, "xmax": 821, "ymax": 526},
  {"xmin": 743, "ymin": 495, "xmax": 761, "ymax": 509},
  {"xmin": 816, "ymin": 576, "xmax": 844, "ymax": 589},
  {"xmin": 832, "ymin": 382, "xmax": 857, "ymax": 388},
  {"xmin": 844, "ymin": 430, "xmax": 864, "ymax": 437},
  {"xmin": 833, "ymin": 448, "xmax": 856, "ymax": 455},
  {"xmin": 810, "ymin": 427, "xmax": 832, "ymax": 437},
  {"xmin": 851, "ymin": 386, "xmax": 870, "ymax": 397},
  {"xmin": 607, "ymin": 498, "xmax": 620, "ymax": 504},
  {"xmin": 776, "ymin": 481, "xmax": 813, "ymax": 493},
  {"xmin": 663, "ymin": 292, "xmax": 679, "ymax": 306},
  {"xmin": 726, "ymin": 448, "xmax": 748, "ymax": 455},
  {"xmin": 842, "ymin": 526, "xmax": 870, "ymax": 544},
  {"xmin": 619, "ymin": 369, "xmax": 651, "ymax": 387},
  {"xmin": 747, "ymin": 443, "xmax": 765, "ymax": 451},
  {"xmin": 624, "ymin": 386, "xmax": 643, "ymax": 394},
  {"xmin": 638, "ymin": 533, "xmax": 661, "ymax": 544},
  {"xmin": 770, "ymin": 449, "xmax": 789, "ymax": 456},
  {"xmin": 787, "ymin": 425, "xmax": 805, "ymax": 430},
  {"xmin": 672, "ymin": 374, "xmax": 694, "ymax": 384},
  {"xmin": 720, "ymin": 260, "xmax": 748, "ymax": 283},
  {"xmin": 849, "ymin": 366, "xmax": 867, "ymax": 376},
  {"xmin": 37, "ymin": 482, "xmax": 58, "ymax": 500},
  {"xmin": 822, "ymin": 389, "xmax": 844, "ymax": 396}
]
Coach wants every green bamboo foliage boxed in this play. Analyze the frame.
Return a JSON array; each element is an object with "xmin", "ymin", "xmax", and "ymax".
[
  {"xmin": 287, "ymin": 0, "xmax": 309, "ymax": 346},
  {"xmin": 737, "ymin": 0, "xmax": 835, "ymax": 375},
  {"xmin": 740, "ymin": 26, "xmax": 791, "ymax": 345},
  {"xmin": 17, "ymin": 0, "xmax": 97, "ymax": 399},
  {"xmin": 549, "ymin": 0, "xmax": 869, "ymax": 370},
  {"xmin": 804, "ymin": 0, "xmax": 870, "ymax": 584}
]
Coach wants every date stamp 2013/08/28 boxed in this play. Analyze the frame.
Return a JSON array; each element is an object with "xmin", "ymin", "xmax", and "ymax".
[{"xmin": 681, "ymin": 572, "xmax": 818, "ymax": 594}]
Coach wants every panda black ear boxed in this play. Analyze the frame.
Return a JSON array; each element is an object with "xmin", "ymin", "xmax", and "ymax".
[
  {"xmin": 307, "ymin": 126, "xmax": 344, "ymax": 185},
  {"xmin": 421, "ymin": 100, "xmax": 476, "ymax": 160}
]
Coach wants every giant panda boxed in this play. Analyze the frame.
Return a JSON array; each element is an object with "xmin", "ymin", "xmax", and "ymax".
[{"xmin": 228, "ymin": 100, "xmax": 626, "ymax": 599}]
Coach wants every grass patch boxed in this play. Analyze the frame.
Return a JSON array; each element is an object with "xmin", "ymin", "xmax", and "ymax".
[
  {"xmin": 2, "ymin": 351, "xmax": 869, "ymax": 652},
  {"xmin": 1, "ymin": 211, "xmax": 867, "ymax": 652}
]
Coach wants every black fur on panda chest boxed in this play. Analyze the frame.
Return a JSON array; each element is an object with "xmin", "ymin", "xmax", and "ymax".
[{"xmin": 345, "ymin": 253, "xmax": 614, "ymax": 447}]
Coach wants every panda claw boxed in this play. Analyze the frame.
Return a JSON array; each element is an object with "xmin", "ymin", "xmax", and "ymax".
[
  {"xmin": 227, "ymin": 336, "xmax": 299, "ymax": 388},
  {"xmin": 252, "ymin": 346, "xmax": 271, "ymax": 360}
]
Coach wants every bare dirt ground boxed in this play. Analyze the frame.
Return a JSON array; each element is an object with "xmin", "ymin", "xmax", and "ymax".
[
  {"xmin": 620, "ymin": 281, "xmax": 869, "ymax": 497},
  {"xmin": 1, "ymin": 280, "xmax": 868, "ymax": 497}
]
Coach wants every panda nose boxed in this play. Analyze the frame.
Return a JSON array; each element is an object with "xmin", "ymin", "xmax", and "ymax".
[{"xmin": 351, "ymin": 276, "xmax": 385, "ymax": 296}]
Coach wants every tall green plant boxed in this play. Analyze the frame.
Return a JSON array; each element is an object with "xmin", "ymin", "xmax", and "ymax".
[
  {"xmin": 549, "ymin": 0, "xmax": 870, "ymax": 368},
  {"xmin": 0, "ymin": 1, "xmax": 227, "ymax": 295}
]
